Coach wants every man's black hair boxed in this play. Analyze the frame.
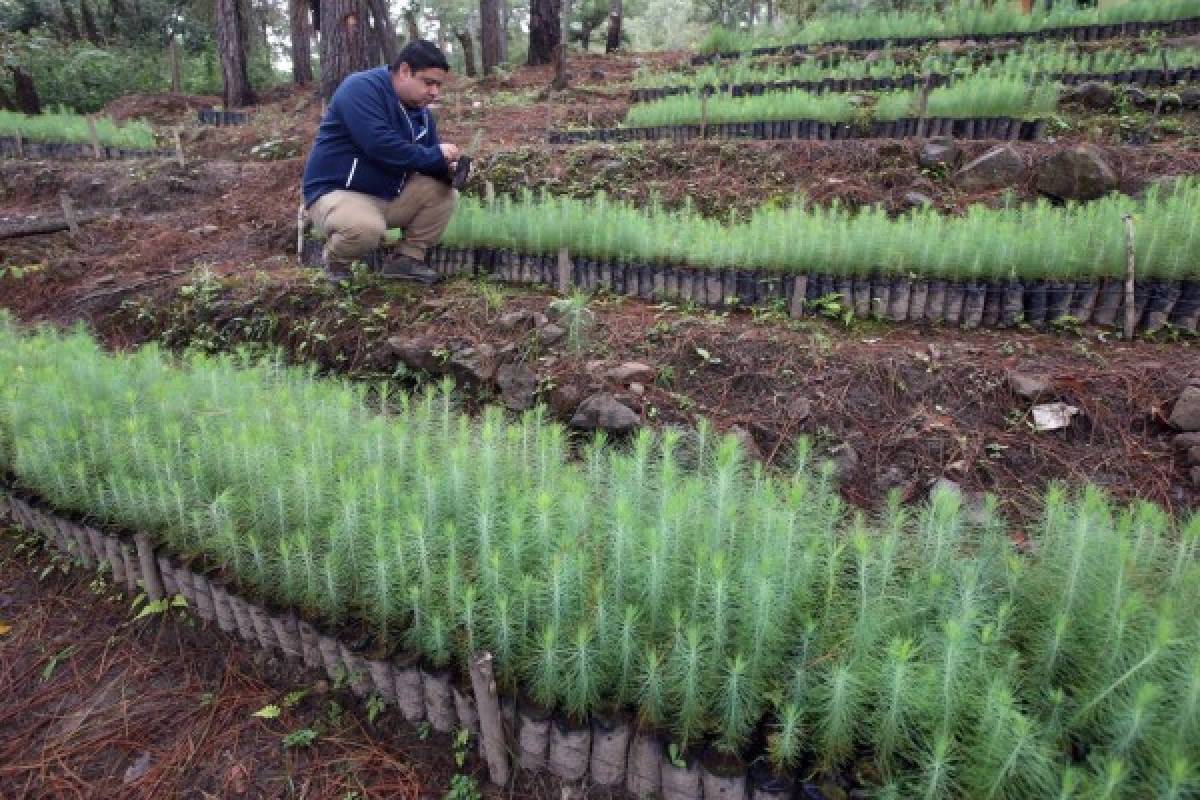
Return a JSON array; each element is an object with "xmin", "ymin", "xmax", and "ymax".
[{"xmin": 390, "ymin": 40, "xmax": 450, "ymax": 72}]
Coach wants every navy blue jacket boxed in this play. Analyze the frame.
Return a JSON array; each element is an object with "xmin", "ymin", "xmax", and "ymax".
[{"xmin": 302, "ymin": 66, "xmax": 449, "ymax": 208}]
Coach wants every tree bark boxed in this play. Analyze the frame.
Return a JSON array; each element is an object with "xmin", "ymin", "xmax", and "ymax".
[
  {"xmin": 479, "ymin": 0, "xmax": 502, "ymax": 75},
  {"xmin": 498, "ymin": 0, "xmax": 509, "ymax": 63},
  {"xmin": 403, "ymin": 8, "xmax": 419, "ymax": 41},
  {"xmin": 80, "ymin": 0, "xmax": 102, "ymax": 43},
  {"xmin": 604, "ymin": 0, "xmax": 621, "ymax": 53},
  {"xmin": 215, "ymin": 0, "xmax": 256, "ymax": 107},
  {"xmin": 455, "ymin": 28, "xmax": 477, "ymax": 77},
  {"xmin": 552, "ymin": 0, "xmax": 569, "ymax": 88},
  {"xmin": 289, "ymin": 0, "xmax": 314, "ymax": 83},
  {"xmin": 168, "ymin": 35, "xmax": 182, "ymax": 93},
  {"xmin": 9, "ymin": 67, "xmax": 42, "ymax": 115},
  {"xmin": 364, "ymin": 0, "xmax": 398, "ymax": 65},
  {"xmin": 526, "ymin": 0, "xmax": 560, "ymax": 66},
  {"xmin": 0, "ymin": 82, "xmax": 14, "ymax": 111},
  {"xmin": 320, "ymin": 0, "xmax": 371, "ymax": 101}
]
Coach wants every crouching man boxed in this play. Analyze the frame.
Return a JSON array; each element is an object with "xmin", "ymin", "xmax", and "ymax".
[{"xmin": 302, "ymin": 40, "xmax": 460, "ymax": 283}]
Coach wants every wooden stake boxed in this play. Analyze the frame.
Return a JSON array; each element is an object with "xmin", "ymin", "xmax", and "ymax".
[
  {"xmin": 86, "ymin": 116, "xmax": 103, "ymax": 159},
  {"xmin": 484, "ymin": 179, "xmax": 495, "ymax": 206},
  {"xmin": 468, "ymin": 652, "xmax": 511, "ymax": 787},
  {"xmin": 58, "ymin": 192, "xmax": 80, "ymax": 237},
  {"xmin": 14, "ymin": 129, "xmax": 23, "ymax": 158},
  {"xmin": 134, "ymin": 533, "xmax": 165, "ymax": 601},
  {"xmin": 700, "ymin": 93, "xmax": 709, "ymax": 139},
  {"xmin": 557, "ymin": 246, "xmax": 572, "ymax": 293},
  {"xmin": 173, "ymin": 128, "xmax": 186, "ymax": 167},
  {"xmin": 297, "ymin": 203, "xmax": 307, "ymax": 256},
  {"xmin": 1122, "ymin": 213, "xmax": 1137, "ymax": 341}
]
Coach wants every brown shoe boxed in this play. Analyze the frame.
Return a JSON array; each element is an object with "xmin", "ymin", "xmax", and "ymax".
[
  {"xmin": 321, "ymin": 249, "xmax": 353, "ymax": 283},
  {"xmin": 381, "ymin": 253, "xmax": 442, "ymax": 285}
]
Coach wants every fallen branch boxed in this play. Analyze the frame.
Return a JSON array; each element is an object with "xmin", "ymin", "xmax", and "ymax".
[
  {"xmin": 0, "ymin": 212, "xmax": 106, "ymax": 240},
  {"xmin": 70, "ymin": 270, "xmax": 187, "ymax": 308}
]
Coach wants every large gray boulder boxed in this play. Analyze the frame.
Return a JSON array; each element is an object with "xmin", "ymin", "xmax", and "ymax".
[
  {"xmin": 954, "ymin": 145, "xmax": 1026, "ymax": 191},
  {"xmin": 1171, "ymin": 387, "xmax": 1200, "ymax": 431},
  {"xmin": 496, "ymin": 364, "xmax": 539, "ymax": 411},
  {"xmin": 1035, "ymin": 145, "xmax": 1118, "ymax": 202},
  {"xmin": 570, "ymin": 393, "xmax": 639, "ymax": 433}
]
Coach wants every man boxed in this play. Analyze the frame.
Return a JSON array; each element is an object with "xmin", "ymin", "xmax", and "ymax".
[{"xmin": 302, "ymin": 40, "xmax": 460, "ymax": 283}]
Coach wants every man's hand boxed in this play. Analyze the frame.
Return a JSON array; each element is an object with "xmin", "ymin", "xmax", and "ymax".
[{"xmin": 439, "ymin": 143, "xmax": 461, "ymax": 164}]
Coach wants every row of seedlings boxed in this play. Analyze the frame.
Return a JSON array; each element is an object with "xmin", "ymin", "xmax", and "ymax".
[
  {"xmin": 0, "ymin": 137, "xmax": 168, "ymax": 160},
  {"xmin": 197, "ymin": 108, "xmax": 251, "ymax": 126},
  {"xmin": 549, "ymin": 118, "xmax": 1045, "ymax": 144},
  {"xmin": 4, "ymin": 321, "xmax": 1200, "ymax": 798}
]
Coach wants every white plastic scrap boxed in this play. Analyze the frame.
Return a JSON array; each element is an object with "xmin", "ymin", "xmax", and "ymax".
[{"xmin": 1032, "ymin": 402, "xmax": 1080, "ymax": 431}]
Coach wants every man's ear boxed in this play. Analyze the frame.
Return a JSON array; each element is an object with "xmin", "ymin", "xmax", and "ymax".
[{"xmin": 396, "ymin": 63, "xmax": 412, "ymax": 79}]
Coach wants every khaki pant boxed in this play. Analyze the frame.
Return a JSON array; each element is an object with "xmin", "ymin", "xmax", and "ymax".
[{"xmin": 309, "ymin": 174, "xmax": 457, "ymax": 264}]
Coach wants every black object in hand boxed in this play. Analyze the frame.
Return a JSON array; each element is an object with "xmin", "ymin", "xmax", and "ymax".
[{"xmin": 451, "ymin": 156, "xmax": 472, "ymax": 191}]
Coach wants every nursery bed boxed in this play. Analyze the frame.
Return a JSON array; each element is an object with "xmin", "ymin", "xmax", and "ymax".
[
  {"xmin": 0, "ymin": 136, "xmax": 168, "ymax": 161},
  {"xmin": 197, "ymin": 109, "xmax": 251, "ymax": 126},
  {"xmin": 300, "ymin": 239, "xmax": 1200, "ymax": 334},
  {"xmin": 692, "ymin": 16, "xmax": 1200, "ymax": 64},
  {"xmin": 548, "ymin": 117, "xmax": 1046, "ymax": 144},
  {"xmin": 631, "ymin": 66, "xmax": 1200, "ymax": 103}
]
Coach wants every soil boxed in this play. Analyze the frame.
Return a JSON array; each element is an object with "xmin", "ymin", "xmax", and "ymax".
[{"xmin": 0, "ymin": 525, "xmax": 618, "ymax": 800}]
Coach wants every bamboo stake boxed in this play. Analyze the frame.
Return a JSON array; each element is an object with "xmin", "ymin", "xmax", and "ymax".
[
  {"xmin": 173, "ymin": 128, "xmax": 186, "ymax": 167},
  {"xmin": 297, "ymin": 203, "xmax": 307, "ymax": 256},
  {"xmin": 484, "ymin": 180, "xmax": 495, "ymax": 206},
  {"xmin": 58, "ymin": 192, "xmax": 79, "ymax": 237},
  {"xmin": 557, "ymin": 246, "xmax": 572, "ymax": 293},
  {"xmin": 1122, "ymin": 213, "xmax": 1136, "ymax": 341},
  {"xmin": 134, "ymin": 533, "xmax": 165, "ymax": 601},
  {"xmin": 86, "ymin": 116, "xmax": 103, "ymax": 159},
  {"xmin": 700, "ymin": 93, "xmax": 709, "ymax": 139},
  {"xmin": 468, "ymin": 652, "xmax": 511, "ymax": 787},
  {"xmin": 14, "ymin": 129, "xmax": 23, "ymax": 158}
]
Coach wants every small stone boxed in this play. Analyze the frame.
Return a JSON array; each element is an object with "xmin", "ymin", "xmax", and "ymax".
[
  {"xmin": 1171, "ymin": 387, "xmax": 1200, "ymax": 431},
  {"xmin": 1175, "ymin": 432, "xmax": 1200, "ymax": 450},
  {"xmin": 1065, "ymin": 81, "xmax": 1117, "ymax": 110},
  {"xmin": 901, "ymin": 190, "xmax": 934, "ymax": 209},
  {"xmin": 606, "ymin": 361, "xmax": 656, "ymax": 385},
  {"xmin": 917, "ymin": 138, "xmax": 959, "ymax": 170},
  {"xmin": 538, "ymin": 323, "xmax": 566, "ymax": 345},
  {"xmin": 1187, "ymin": 446, "xmax": 1200, "ymax": 466},
  {"xmin": 589, "ymin": 68, "xmax": 606, "ymax": 80},
  {"xmin": 447, "ymin": 344, "xmax": 497, "ymax": 387},
  {"xmin": 1123, "ymin": 86, "xmax": 1152, "ymax": 108},
  {"xmin": 387, "ymin": 336, "xmax": 443, "ymax": 373},
  {"xmin": 629, "ymin": 382, "xmax": 645, "ymax": 396},
  {"xmin": 879, "ymin": 465, "xmax": 909, "ymax": 491},
  {"xmin": 786, "ymin": 396, "xmax": 813, "ymax": 421},
  {"xmin": 1192, "ymin": 466, "xmax": 1200, "ymax": 488},
  {"xmin": 570, "ymin": 393, "xmax": 639, "ymax": 434},
  {"xmin": 497, "ymin": 309, "xmax": 548, "ymax": 332},
  {"xmin": 188, "ymin": 224, "xmax": 219, "ymax": 235},
  {"xmin": 829, "ymin": 443, "xmax": 859, "ymax": 481},
  {"xmin": 1035, "ymin": 145, "xmax": 1118, "ymax": 203},
  {"xmin": 955, "ymin": 145, "xmax": 1026, "ymax": 191},
  {"xmin": 548, "ymin": 382, "xmax": 583, "ymax": 417},
  {"xmin": 1181, "ymin": 88, "xmax": 1200, "ymax": 110},
  {"xmin": 729, "ymin": 425, "xmax": 763, "ymax": 461},
  {"xmin": 123, "ymin": 752, "xmax": 154, "ymax": 785},
  {"xmin": 1007, "ymin": 370, "xmax": 1052, "ymax": 400},
  {"xmin": 496, "ymin": 364, "xmax": 538, "ymax": 411}
]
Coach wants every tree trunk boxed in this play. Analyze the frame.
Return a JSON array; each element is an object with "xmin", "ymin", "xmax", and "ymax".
[
  {"xmin": 455, "ymin": 28, "xmax": 477, "ymax": 77},
  {"xmin": 364, "ymin": 0, "xmax": 398, "ymax": 64},
  {"xmin": 0, "ymin": 82, "xmax": 15, "ymax": 111},
  {"xmin": 498, "ymin": 0, "xmax": 509, "ymax": 63},
  {"xmin": 526, "ymin": 0, "xmax": 559, "ymax": 66},
  {"xmin": 320, "ymin": 0, "xmax": 371, "ymax": 101},
  {"xmin": 403, "ymin": 8, "xmax": 419, "ymax": 41},
  {"xmin": 9, "ymin": 67, "xmax": 42, "ymax": 115},
  {"xmin": 765, "ymin": 0, "xmax": 774, "ymax": 25},
  {"xmin": 604, "ymin": 0, "xmax": 621, "ymax": 53},
  {"xmin": 479, "ymin": 0, "xmax": 501, "ymax": 75},
  {"xmin": 215, "ymin": 0, "xmax": 256, "ymax": 107},
  {"xmin": 289, "ymin": 0, "xmax": 314, "ymax": 83},
  {"xmin": 80, "ymin": 0, "xmax": 102, "ymax": 43},
  {"xmin": 59, "ymin": 0, "xmax": 82, "ymax": 40},
  {"xmin": 552, "ymin": 0, "xmax": 568, "ymax": 88}
]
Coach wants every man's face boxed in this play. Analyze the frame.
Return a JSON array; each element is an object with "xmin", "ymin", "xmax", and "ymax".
[{"xmin": 392, "ymin": 64, "xmax": 446, "ymax": 109}]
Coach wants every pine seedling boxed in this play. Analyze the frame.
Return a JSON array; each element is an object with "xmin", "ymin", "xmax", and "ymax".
[
  {"xmin": 815, "ymin": 660, "xmax": 863, "ymax": 770},
  {"xmin": 1157, "ymin": 748, "xmax": 1198, "ymax": 800},
  {"xmin": 668, "ymin": 623, "xmax": 711, "ymax": 749},
  {"xmin": 529, "ymin": 624, "xmax": 563, "ymax": 709},
  {"xmin": 767, "ymin": 701, "xmax": 804, "ymax": 775},
  {"xmin": 871, "ymin": 637, "xmax": 926, "ymax": 775},
  {"xmin": 563, "ymin": 622, "xmax": 601, "ymax": 721},
  {"xmin": 917, "ymin": 733, "xmax": 957, "ymax": 800},
  {"xmin": 637, "ymin": 645, "xmax": 668, "ymax": 727}
]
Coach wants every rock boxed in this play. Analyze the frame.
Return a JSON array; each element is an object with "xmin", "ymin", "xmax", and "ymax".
[
  {"xmin": 1007, "ymin": 370, "xmax": 1052, "ymax": 401},
  {"xmin": 496, "ymin": 364, "xmax": 539, "ymax": 411},
  {"xmin": 447, "ymin": 344, "xmax": 497, "ymax": 387},
  {"xmin": 1182, "ymin": 88, "xmax": 1200, "ymax": 110},
  {"xmin": 123, "ymin": 752, "xmax": 154, "ymax": 785},
  {"xmin": 548, "ymin": 382, "xmax": 584, "ymax": 417},
  {"xmin": 729, "ymin": 425, "xmax": 763, "ymax": 461},
  {"xmin": 387, "ymin": 336, "xmax": 443, "ymax": 373},
  {"xmin": 1035, "ymin": 145, "xmax": 1118, "ymax": 202},
  {"xmin": 1175, "ymin": 432, "xmax": 1200, "ymax": 450},
  {"xmin": 606, "ymin": 362, "xmax": 656, "ymax": 385},
  {"xmin": 630, "ymin": 382, "xmax": 645, "ymax": 396},
  {"xmin": 1186, "ymin": 446, "xmax": 1200, "ymax": 467},
  {"xmin": 188, "ymin": 224, "xmax": 219, "ymax": 235},
  {"xmin": 879, "ymin": 465, "xmax": 910, "ymax": 492},
  {"xmin": 1065, "ymin": 81, "xmax": 1117, "ymax": 110},
  {"xmin": 1123, "ymin": 86, "xmax": 1153, "ymax": 109},
  {"xmin": 589, "ymin": 68, "xmax": 607, "ymax": 80},
  {"xmin": 1171, "ymin": 387, "xmax": 1200, "ymax": 431},
  {"xmin": 829, "ymin": 443, "xmax": 859, "ymax": 481},
  {"xmin": 901, "ymin": 191, "xmax": 934, "ymax": 209},
  {"xmin": 917, "ymin": 138, "xmax": 960, "ymax": 170},
  {"xmin": 1192, "ymin": 466, "xmax": 1200, "ymax": 488},
  {"xmin": 497, "ymin": 309, "xmax": 548, "ymax": 332},
  {"xmin": 954, "ymin": 145, "xmax": 1026, "ymax": 191},
  {"xmin": 786, "ymin": 396, "xmax": 813, "ymax": 421},
  {"xmin": 570, "ymin": 393, "xmax": 639, "ymax": 434},
  {"xmin": 1032, "ymin": 402, "xmax": 1080, "ymax": 432},
  {"xmin": 538, "ymin": 323, "xmax": 566, "ymax": 345}
]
